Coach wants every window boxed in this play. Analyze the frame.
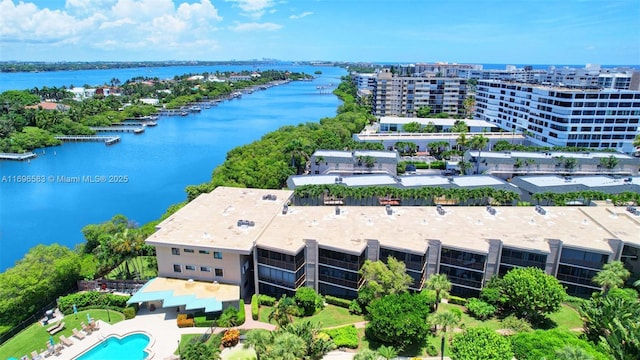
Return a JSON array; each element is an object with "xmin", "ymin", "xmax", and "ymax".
[
  {"xmin": 199, "ymin": 250, "xmax": 210, "ymax": 255},
  {"xmin": 214, "ymin": 252, "xmax": 223, "ymax": 259},
  {"xmin": 200, "ymin": 266, "xmax": 211, "ymax": 272},
  {"xmin": 171, "ymin": 248, "xmax": 180, "ymax": 255},
  {"xmin": 185, "ymin": 265, "xmax": 196, "ymax": 271},
  {"xmin": 215, "ymin": 268, "xmax": 224, "ymax": 277},
  {"xmin": 184, "ymin": 248, "xmax": 194, "ymax": 253},
  {"xmin": 173, "ymin": 264, "xmax": 181, "ymax": 273}
]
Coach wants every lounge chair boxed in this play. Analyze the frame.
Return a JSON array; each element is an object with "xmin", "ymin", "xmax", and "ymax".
[
  {"xmin": 59, "ymin": 335, "xmax": 73, "ymax": 347},
  {"xmin": 81, "ymin": 322, "xmax": 92, "ymax": 334},
  {"xmin": 72, "ymin": 328, "xmax": 85, "ymax": 340},
  {"xmin": 89, "ymin": 320, "xmax": 99, "ymax": 330},
  {"xmin": 48, "ymin": 322, "xmax": 65, "ymax": 335},
  {"xmin": 31, "ymin": 350, "xmax": 42, "ymax": 360}
]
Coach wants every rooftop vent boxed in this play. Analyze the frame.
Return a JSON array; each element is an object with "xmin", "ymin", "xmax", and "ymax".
[
  {"xmin": 237, "ymin": 219, "xmax": 255, "ymax": 227},
  {"xmin": 262, "ymin": 194, "xmax": 277, "ymax": 201},
  {"xmin": 385, "ymin": 204, "xmax": 393, "ymax": 215},
  {"xmin": 335, "ymin": 206, "xmax": 341, "ymax": 215},
  {"xmin": 486, "ymin": 205, "xmax": 496, "ymax": 215},
  {"xmin": 535, "ymin": 205, "xmax": 546, "ymax": 215},
  {"xmin": 335, "ymin": 177, "xmax": 343, "ymax": 184},
  {"xmin": 282, "ymin": 204, "xmax": 289, "ymax": 215},
  {"xmin": 627, "ymin": 206, "xmax": 640, "ymax": 216},
  {"xmin": 436, "ymin": 204, "xmax": 446, "ymax": 216}
]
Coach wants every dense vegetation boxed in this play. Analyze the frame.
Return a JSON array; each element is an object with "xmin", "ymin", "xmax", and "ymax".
[{"xmin": 184, "ymin": 79, "xmax": 375, "ymax": 197}]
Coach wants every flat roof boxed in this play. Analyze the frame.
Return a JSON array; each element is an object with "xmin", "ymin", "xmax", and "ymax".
[
  {"xmin": 452, "ymin": 175, "xmax": 507, "ymax": 187},
  {"xmin": 258, "ymin": 204, "xmax": 626, "ymax": 255},
  {"xmin": 150, "ymin": 187, "xmax": 639, "ymax": 258},
  {"xmin": 379, "ymin": 116, "xmax": 497, "ymax": 128},
  {"xmin": 472, "ymin": 151, "xmax": 633, "ymax": 160},
  {"xmin": 400, "ymin": 175, "xmax": 451, "ymax": 187},
  {"xmin": 288, "ymin": 174, "xmax": 398, "ymax": 188},
  {"xmin": 313, "ymin": 150, "xmax": 398, "ymax": 159},
  {"xmin": 146, "ymin": 187, "xmax": 293, "ymax": 253},
  {"xmin": 354, "ymin": 133, "xmax": 526, "ymax": 141},
  {"xmin": 520, "ymin": 175, "xmax": 635, "ymax": 188}
]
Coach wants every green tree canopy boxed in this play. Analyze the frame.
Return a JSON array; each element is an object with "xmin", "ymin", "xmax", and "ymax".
[
  {"xmin": 416, "ymin": 106, "xmax": 433, "ymax": 118},
  {"xmin": 425, "ymin": 274, "xmax": 451, "ymax": 311},
  {"xmin": 365, "ymin": 292, "xmax": 432, "ymax": 350},
  {"xmin": 499, "ymin": 267, "xmax": 566, "ymax": 321},
  {"xmin": 510, "ymin": 329, "xmax": 609, "ymax": 360},
  {"xmin": 360, "ymin": 257, "xmax": 413, "ymax": 298},
  {"xmin": 0, "ymin": 244, "xmax": 83, "ymax": 327},
  {"xmin": 450, "ymin": 327, "xmax": 513, "ymax": 360},
  {"xmin": 402, "ymin": 121, "xmax": 422, "ymax": 133}
]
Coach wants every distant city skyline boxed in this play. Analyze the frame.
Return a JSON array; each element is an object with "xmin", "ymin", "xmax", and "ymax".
[{"xmin": 1, "ymin": 0, "xmax": 638, "ymax": 65}]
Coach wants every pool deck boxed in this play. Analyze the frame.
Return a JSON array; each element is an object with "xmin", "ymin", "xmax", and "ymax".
[{"xmin": 54, "ymin": 303, "xmax": 274, "ymax": 360}]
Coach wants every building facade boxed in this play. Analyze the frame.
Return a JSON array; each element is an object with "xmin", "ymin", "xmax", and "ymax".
[
  {"xmin": 372, "ymin": 69, "xmax": 468, "ymax": 117},
  {"xmin": 147, "ymin": 187, "xmax": 640, "ymax": 301},
  {"xmin": 475, "ymin": 80, "xmax": 640, "ymax": 153}
]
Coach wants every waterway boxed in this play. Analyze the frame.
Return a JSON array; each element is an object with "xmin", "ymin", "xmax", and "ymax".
[{"xmin": 0, "ymin": 65, "xmax": 346, "ymax": 271}]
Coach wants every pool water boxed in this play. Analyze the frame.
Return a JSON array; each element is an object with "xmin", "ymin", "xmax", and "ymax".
[{"xmin": 76, "ymin": 333, "xmax": 150, "ymax": 360}]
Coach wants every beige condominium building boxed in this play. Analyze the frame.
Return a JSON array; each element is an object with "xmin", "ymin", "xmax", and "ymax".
[{"xmin": 146, "ymin": 187, "xmax": 640, "ymax": 303}]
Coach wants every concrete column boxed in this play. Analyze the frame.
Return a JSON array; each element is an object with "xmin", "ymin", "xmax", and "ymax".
[
  {"xmin": 546, "ymin": 239, "xmax": 563, "ymax": 276},
  {"xmin": 484, "ymin": 239, "xmax": 503, "ymax": 282},
  {"xmin": 367, "ymin": 239, "xmax": 380, "ymax": 261},
  {"xmin": 608, "ymin": 238, "xmax": 624, "ymax": 262},
  {"xmin": 426, "ymin": 239, "xmax": 442, "ymax": 278},
  {"xmin": 252, "ymin": 249, "xmax": 260, "ymax": 295},
  {"xmin": 304, "ymin": 239, "xmax": 319, "ymax": 292}
]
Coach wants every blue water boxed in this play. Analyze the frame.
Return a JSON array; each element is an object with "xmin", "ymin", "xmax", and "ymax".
[
  {"xmin": 0, "ymin": 65, "xmax": 346, "ymax": 270},
  {"xmin": 76, "ymin": 333, "xmax": 150, "ymax": 360}
]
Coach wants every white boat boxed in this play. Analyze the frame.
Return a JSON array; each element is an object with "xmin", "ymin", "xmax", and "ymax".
[{"xmin": 189, "ymin": 106, "xmax": 201, "ymax": 112}]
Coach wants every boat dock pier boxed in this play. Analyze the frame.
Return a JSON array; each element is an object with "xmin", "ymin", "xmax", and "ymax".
[
  {"xmin": 0, "ymin": 152, "xmax": 37, "ymax": 161},
  {"xmin": 56, "ymin": 135, "xmax": 121, "ymax": 145},
  {"xmin": 90, "ymin": 126, "xmax": 145, "ymax": 134},
  {"xmin": 116, "ymin": 121, "xmax": 157, "ymax": 127}
]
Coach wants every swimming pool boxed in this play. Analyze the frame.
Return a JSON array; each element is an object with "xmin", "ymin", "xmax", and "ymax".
[{"xmin": 75, "ymin": 333, "xmax": 151, "ymax": 360}]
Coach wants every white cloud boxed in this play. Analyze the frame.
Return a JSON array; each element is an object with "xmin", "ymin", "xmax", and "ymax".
[
  {"xmin": 229, "ymin": 22, "xmax": 282, "ymax": 32},
  {"xmin": 0, "ymin": 0, "xmax": 223, "ymax": 58},
  {"xmin": 225, "ymin": 0, "xmax": 275, "ymax": 19},
  {"xmin": 289, "ymin": 11, "xmax": 313, "ymax": 20}
]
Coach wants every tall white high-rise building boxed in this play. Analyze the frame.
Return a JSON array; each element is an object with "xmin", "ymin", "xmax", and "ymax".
[{"xmin": 475, "ymin": 80, "xmax": 640, "ymax": 153}]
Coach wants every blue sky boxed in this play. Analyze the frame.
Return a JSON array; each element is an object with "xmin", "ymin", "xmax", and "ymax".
[{"xmin": 1, "ymin": 0, "xmax": 638, "ymax": 65}]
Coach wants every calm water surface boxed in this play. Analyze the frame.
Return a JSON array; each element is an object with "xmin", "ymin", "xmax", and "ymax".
[{"xmin": 0, "ymin": 65, "xmax": 345, "ymax": 270}]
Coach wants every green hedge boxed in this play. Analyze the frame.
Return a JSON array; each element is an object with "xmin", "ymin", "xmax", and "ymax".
[
  {"xmin": 123, "ymin": 307, "xmax": 137, "ymax": 319},
  {"xmin": 324, "ymin": 295, "xmax": 351, "ymax": 308},
  {"xmin": 58, "ymin": 292, "xmax": 130, "ymax": 314},
  {"xmin": 251, "ymin": 294, "xmax": 259, "ymax": 320},
  {"xmin": 237, "ymin": 300, "xmax": 245, "ymax": 325},
  {"xmin": 448, "ymin": 296, "xmax": 467, "ymax": 306},
  {"xmin": 323, "ymin": 325, "xmax": 358, "ymax": 349},
  {"xmin": 258, "ymin": 295, "xmax": 276, "ymax": 306},
  {"xmin": 429, "ymin": 160, "xmax": 446, "ymax": 169},
  {"xmin": 194, "ymin": 316, "xmax": 216, "ymax": 327}
]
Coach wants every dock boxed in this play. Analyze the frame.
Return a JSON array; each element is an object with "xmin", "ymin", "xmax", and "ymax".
[
  {"xmin": 115, "ymin": 121, "xmax": 157, "ymax": 127},
  {"xmin": 55, "ymin": 135, "xmax": 121, "ymax": 145},
  {"xmin": 0, "ymin": 152, "xmax": 37, "ymax": 161},
  {"xmin": 90, "ymin": 126, "xmax": 145, "ymax": 134}
]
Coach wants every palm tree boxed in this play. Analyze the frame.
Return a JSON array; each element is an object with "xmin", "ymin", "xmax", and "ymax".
[
  {"xmin": 430, "ymin": 310, "xmax": 461, "ymax": 360},
  {"xmin": 593, "ymin": 260, "xmax": 631, "ymax": 296},
  {"xmin": 555, "ymin": 345, "xmax": 594, "ymax": 360},
  {"xmin": 377, "ymin": 345, "xmax": 398, "ymax": 360},
  {"xmin": 425, "ymin": 274, "xmax": 451, "ymax": 311},
  {"xmin": 470, "ymin": 134, "xmax": 489, "ymax": 174},
  {"xmin": 270, "ymin": 332, "xmax": 306, "ymax": 360},
  {"xmin": 354, "ymin": 349, "xmax": 381, "ymax": 360},
  {"xmin": 244, "ymin": 329, "xmax": 274, "ymax": 360},
  {"xmin": 268, "ymin": 295, "xmax": 297, "ymax": 328}
]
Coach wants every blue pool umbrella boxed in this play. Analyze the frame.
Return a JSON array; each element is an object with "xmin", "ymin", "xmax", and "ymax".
[
  {"xmin": 49, "ymin": 336, "xmax": 54, "ymax": 346},
  {"xmin": 87, "ymin": 313, "xmax": 91, "ymax": 322},
  {"xmin": 73, "ymin": 304, "xmax": 78, "ymax": 318}
]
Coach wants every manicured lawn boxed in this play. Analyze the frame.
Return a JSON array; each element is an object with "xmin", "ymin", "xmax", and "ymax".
[
  {"xmin": 438, "ymin": 303, "xmax": 502, "ymax": 330},
  {"xmin": 0, "ymin": 309, "xmax": 124, "ymax": 360},
  {"xmin": 547, "ymin": 304, "xmax": 583, "ymax": 330},
  {"xmin": 222, "ymin": 346, "xmax": 257, "ymax": 360},
  {"xmin": 258, "ymin": 304, "xmax": 364, "ymax": 329}
]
